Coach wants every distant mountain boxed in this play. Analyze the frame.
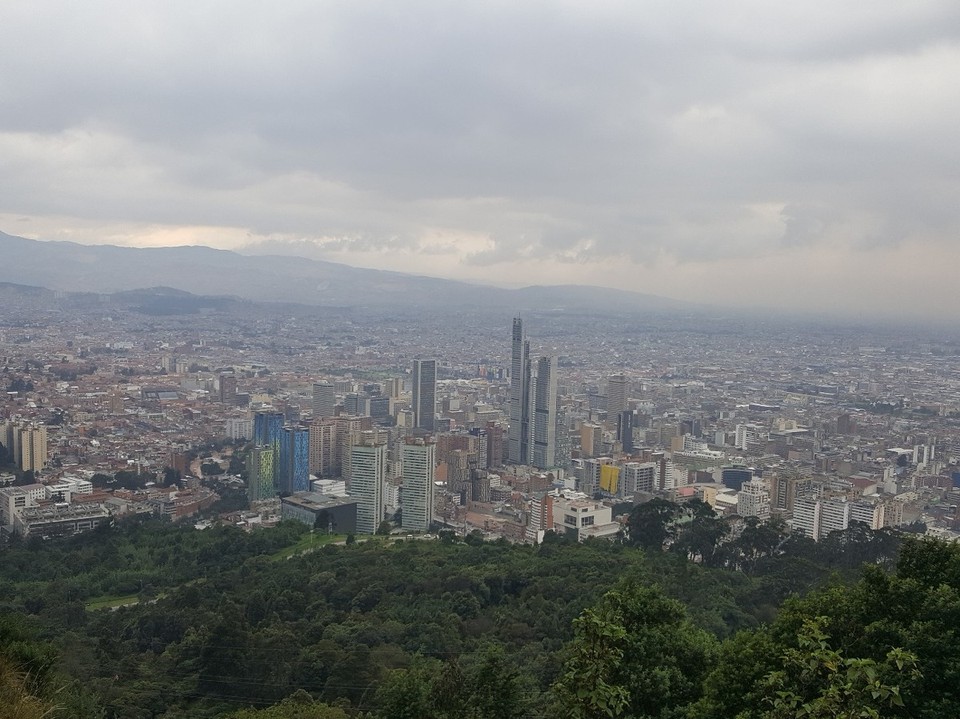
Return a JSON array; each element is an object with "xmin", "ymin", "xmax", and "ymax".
[{"xmin": 0, "ymin": 231, "xmax": 688, "ymax": 314}]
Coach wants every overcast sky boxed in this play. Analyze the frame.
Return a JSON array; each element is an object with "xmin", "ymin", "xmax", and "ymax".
[{"xmin": 2, "ymin": 1, "xmax": 959, "ymax": 320}]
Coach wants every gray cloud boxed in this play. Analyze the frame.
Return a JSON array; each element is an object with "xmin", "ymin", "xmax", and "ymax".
[{"xmin": 1, "ymin": 1, "xmax": 959, "ymax": 316}]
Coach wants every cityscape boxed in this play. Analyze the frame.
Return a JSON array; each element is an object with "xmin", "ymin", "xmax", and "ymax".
[
  {"xmin": 3, "ymin": 1, "xmax": 960, "ymax": 716},
  {"xmin": 2, "ymin": 290, "xmax": 959, "ymax": 546}
]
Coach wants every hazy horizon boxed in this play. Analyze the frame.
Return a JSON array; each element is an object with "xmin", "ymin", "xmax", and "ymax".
[{"xmin": 2, "ymin": 2, "xmax": 959, "ymax": 321}]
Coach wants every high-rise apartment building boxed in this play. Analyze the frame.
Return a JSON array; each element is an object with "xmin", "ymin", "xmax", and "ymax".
[
  {"xmin": 485, "ymin": 422, "xmax": 505, "ymax": 468},
  {"xmin": 401, "ymin": 438, "xmax": 435, "ymax": 532},
  {"xmin": 248, "ymin": 446, "xmax": 278, "ymax": 502},
  {"xmin": 18, "ymin": 425, "xmax": 47, "ymax": 473},
  {"xmin": 2, "ymin": 421, "xmax": 48, "ymax": 474},
  {"xmin": 532, "ymin": 355, "xmax": 557, "ymax": 469},
  {"xmin": 278, "ymin": 427, "xmax": 310, "ymax": 495},
  {"xmin": 335, "ymin": 415, "xmax": 372, "ymax": 479},
  {"xmin": 351, "ymin": 434, "xmax": 386, "ymax": 534},
  {"xmin": 411, "ymin": 359, "xmax": 437, "ymax": 432},
  {"xmin": 308, "ymin": 419, "xmax": 336, "ymax": 477},
  {"xmin": 312, "ymin": 382, "xmax": 336, "ymax": 419},
  {"xmin": 251, "ymin": 411, "xmax": 284, "ymax": 493}
]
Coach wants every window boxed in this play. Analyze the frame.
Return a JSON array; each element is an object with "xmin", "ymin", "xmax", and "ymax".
[
  {"xmin": 564, "ymin": 514, "xmax": 577, "ymax": 526},
  {"xmin": 581, "ymin": 515, "xmax": 595, "ymax": 527}
]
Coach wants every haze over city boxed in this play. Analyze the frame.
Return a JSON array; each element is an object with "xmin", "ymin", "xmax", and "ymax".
[{"xmin": 2, "ymin": 2, "xmax": 959, "ymax": 321}]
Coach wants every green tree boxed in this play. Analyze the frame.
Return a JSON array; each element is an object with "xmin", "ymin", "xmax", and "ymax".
[
  {"xmin": 227, "ymin": 689, "xmax": 349, "ymax": 718},
  {"xmin": 552, "ymin": 582, "xmax": 718, "ymax": 718},
  {"xmin": 623, "ymin": 499, "xmax": 681, "ymax": 551},
  {"xmin": 761, "ymin": 618, "xmax": 919, "ymax": 719}
]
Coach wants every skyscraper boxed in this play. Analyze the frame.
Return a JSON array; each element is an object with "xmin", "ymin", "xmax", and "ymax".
[
  {"xmin": 219, "ymin": 373, "xmax": 237, "ymax": 405},
  {"xmin": 618, "ymin": 410, "xmax": 635, "ymax": 454},
  {"xmin": 411, "ymin": 359, "xmax": 437, "ymax": 431},
  {"xmin": 248, "ymin": 446, "xmax": 278, "ymax": 502},
  {"xmin": 17, "ymin": 425, "xmax": 47, "ymax": 473},
  {"xmin": 252, "ymin": 411, "xmax": 284, "ymax": 492},
  {"xmin": 351, "ymin": 434, "xmax": 386, "ymax": 534},
  {"xmin": 312, "ymin": 382, "xmax": 335, "ymax": 419},
  {"xmin": 606, "ymin": 374, "xmax": 629, "ymax": 421},
  {"xmin": 278, "ymin": 426, "xmax": 310, "ymax": 494},
  {"xmin": 253, "ymin": 412, "xmax": 284, "ymax": 449},
  {"xmin": 508, "ymin": 317, "xmax": 531, "ymax": 464},
  {"xmin": 532, "ymin": 355, "xmax": 557, "ymax": 469},
  {"xmin": 485, "ymin": 421, "xmax": 505, "ymax": 468},
  {"xmin": 308, "ymin": 419, "xmax": 336, "ymax": 477},
  {"xmin": 401, "ymin": 438, "xmax": 435, "ymax": 532}
]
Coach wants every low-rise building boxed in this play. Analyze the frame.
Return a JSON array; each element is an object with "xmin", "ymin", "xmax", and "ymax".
[{"xmin": 281, "ymin": 492, "xmax": 358, "ymax": 534}]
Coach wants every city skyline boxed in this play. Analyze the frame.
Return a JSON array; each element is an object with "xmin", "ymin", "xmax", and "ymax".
[{"xmin": 1, "ymin": 3, "xmax": 959, "ymax": 320}]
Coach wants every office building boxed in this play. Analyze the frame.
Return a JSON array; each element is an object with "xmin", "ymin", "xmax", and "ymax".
[
  {"xmin": 281, "ymin": 493, "xmax": 357, "ymax": 533},
  {"xmin": 618, "ymin": 410, "xmax": 635, "ymax": 454},
  {"xmin": 580, "ymin": 423, "xmax": 602, "ymax": 458},
  {"xmin": 721, "ymin": 466, "xmax": 753, "ymax": 491},
  {"xmin": 532, "ymin": 355, "xmax": 558, "ymax": 469},
  {"xmin": 308, "ymin": 419, "xmax": 336, "ymax": 477},
  {"xmin": 551, "ymin": 491, "xmax": 620, "ymax": 541},
  {"xmin": 401, "ymin": 438, "xmax": 435, "ymax": 532},
  {"xmin": 485, "ymin": 422, "xmax": 504, "ymax": 468},
  {"xmin": 469, "ymin": 428, "xmax": 489, "ymax": 470},
  {"xmin": 312, "ymin": 382, "xmax": 336, "ymax": 419},
  {"xmin": 253, "ymin": 412, "xmax": 284, "ymax": 449},
  {"xmin": 248, "ymin": 446, "xmax": 277, "ymax": 502},
  {"xmin": 606, "ymin": 374, "xmax": 629, "ymax": 422},
  {"xmin": 278, "ymin": 427, "xmax": 310, "ymax": 495},
  {"xmin": 225, "ymin": 418, "xmax": 253, "ymax": 441},
  {"xmin": 336, "ymin": 415, "xmax": 373, "ymax": 479},
  {"xmin": 737, "ymin": 478, "xmax": 771, "ymax": 520},
  {"xmin": 412, "ymin": 359, "xmax": 437, "ymax": 432},
  {"xmin": 622, "ymin": 461, "xmax": 658, "ymax": 495},
  {"xmin": 219, "ymin": 373, "xmax": 237, "ymax": 405},
  {"xmin": 351, "ymin": 434, "xmax": 387, "ymax": 534},
  {"xmin": 508, "ymin": 317, "xmax": 532, "ymax": 464}
]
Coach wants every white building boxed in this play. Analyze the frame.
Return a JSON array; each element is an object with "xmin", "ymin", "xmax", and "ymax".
[
  {"xmin": 401, "ymin": 439, "xmax": 435, "ymax": 532},
  {"xmin": 551, "ymin": 491, "xmax": 619, "ymax": 542},
  {"xmin": 622, "ymin": 462, "xmax": 658, "ymax": 495},
  {"xmin": 350, "ymin": 437, "xmax": 386, "ymax": 534},
  {"xmin": 47, "ymin": 477, "xmax": 93, "ymax": 503},
  {"xmin": 225, "ymin": 418, "xmax": 253, "ymax": 441},
  {"xmin": 0, "ymin": 484, "xmax": 48, "ymax": 527},
  {"xmin": 737, "ymin": 478, "xmax": 771, "ymax": 521},
  {"xmin": 735, "ymin": 423, "xmax": 765, "ymax": 451}
]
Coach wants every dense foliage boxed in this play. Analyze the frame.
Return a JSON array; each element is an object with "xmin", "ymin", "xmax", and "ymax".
[{"xmin": 1, "ymin": 511, "xmax": 958, "ymax": 718}]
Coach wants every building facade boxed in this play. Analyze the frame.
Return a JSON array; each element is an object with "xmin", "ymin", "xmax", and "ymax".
[
  {"xmin": 401, "ymin": 439, "xmax": 435, "ymax": 532},
  {"xmin": 350, "ymin": 436, "xmax": 386, "ymax": 534},
  {"xmin": 411, "ymin": 359, "xmax": 437, "ymax": 432}
]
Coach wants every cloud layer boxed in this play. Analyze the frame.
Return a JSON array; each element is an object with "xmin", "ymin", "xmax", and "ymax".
[{"xmin": 2, "ymin": 1, "xmax": 959, "ymax": 320}]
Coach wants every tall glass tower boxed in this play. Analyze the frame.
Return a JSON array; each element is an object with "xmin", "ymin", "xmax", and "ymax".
[
  {"xmin": 532, "ymin": 355, "xmax": 557, "ymax": 469},
  {"xmin": 508, "ymin": 317, "xmax": 531, "ymax": 464},
  {"xmin": 279, "ymin": 427, "xmax": 310, "ymax": 494},
  {"xmin": 411, "ymin": 359, "xmax": 437, "ymax": 431}
]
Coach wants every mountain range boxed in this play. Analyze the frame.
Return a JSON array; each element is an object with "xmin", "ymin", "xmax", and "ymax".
[{"xmin": 0, "ymin": 231, "xmax": 688, "ymax": 314}]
